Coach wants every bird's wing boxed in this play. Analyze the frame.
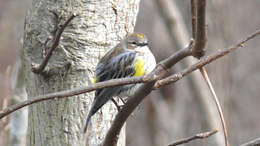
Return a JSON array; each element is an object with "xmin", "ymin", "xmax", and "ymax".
[
  {"xmin": 84, "ymin": 51, "xmax": 137, "ymax": 132},
  {"xmin": 93, "ymin": 51, "xmax": 136, "ymax": 110},
  {"xmin": 96, "ymin": 51, "xmax": 136, "ymax": 82}
]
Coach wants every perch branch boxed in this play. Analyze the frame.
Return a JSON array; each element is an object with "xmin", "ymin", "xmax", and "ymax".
[
  {"xmin": 0, "ymin": 76, "xmax": 148, "ymax": 119},
  {"xmin": 31, "ymin": 13, "xmax": 77, "ymax": 74}
]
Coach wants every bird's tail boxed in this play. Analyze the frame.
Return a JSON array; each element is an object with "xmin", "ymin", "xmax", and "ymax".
[
  {"xmin": 83, "ymin": 88, "xmax": 118, "ymax": 133},
  {"xmin": 83, "ymin": 113, "xmax": 92, "ymax": 133}
]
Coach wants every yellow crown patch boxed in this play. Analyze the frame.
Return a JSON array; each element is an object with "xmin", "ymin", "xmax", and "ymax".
[{"xmin": 136, "ymin": 33, "xmax": 144, "ymax": 39}]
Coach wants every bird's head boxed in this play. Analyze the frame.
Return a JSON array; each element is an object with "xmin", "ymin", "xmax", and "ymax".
[{"xmin": 121, "ymin": 33, "xmax": 149, "ymax": 53}]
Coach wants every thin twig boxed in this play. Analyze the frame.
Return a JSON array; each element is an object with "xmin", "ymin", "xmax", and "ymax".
[
  {"xmin": 31, "ymin": 13, "xmax": 78, "ymax": 74},
  {"xmin": 154, "ymin": 29, "xmax": 260, "ymax": 88},
  {"xmin": 168, "ymin": 129, "xmax": 218, "ymax": 146},
  {"xmin": 200, "ymin": 67, "xmax": 229, "ymax": 146}
]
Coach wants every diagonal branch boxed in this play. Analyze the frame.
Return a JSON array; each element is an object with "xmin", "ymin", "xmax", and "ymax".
[
  {"xmin": 0, "ymin": 29, "xmax": 259, "ymax": 130},
  {"xmin": 31, "ymin": 13, "xmax": 78, "ymax": 74},
  {"xmin": 103, "ymin": 29, "xmax": 260, "ymax": 146},
  {"xmin": 154, "ymin": 29, "xmax": 260, "ymax": 88},
  {"xmin": 102, "ymin": 41, "xmax": 193, "ymax": 146},
  {"xmin": 155, "ymin": 1, "xmax": 224, "ymax": 145},
  {"xmin": 168, "ymin": 129, "xmax": 218, "ymax": 146}
]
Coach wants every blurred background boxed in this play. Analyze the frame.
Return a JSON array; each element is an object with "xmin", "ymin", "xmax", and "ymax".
[{"xmin": 0, "ymin": 0, "xmax": 259, "ymax": 146}]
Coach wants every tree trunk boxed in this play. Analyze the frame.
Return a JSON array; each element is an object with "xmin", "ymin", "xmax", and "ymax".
[{"xmin": 22, "ymin": 0, "xmax": 140, "ymax": 145}]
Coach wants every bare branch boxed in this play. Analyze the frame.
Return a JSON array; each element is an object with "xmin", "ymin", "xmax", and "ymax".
[
  {"xmin": 190, "ymin": 1, "xmax": 229, "ymax": 145},
  {"xmin": 0, "ymin": 41, "xmax": 193, "ymax": 120},
  {"xmin": 240, "ymin": 138, "xmax": 260, "ymax": 146},
  {"xmin": 191, "ymin": 0, "xmax": 207, "ymax": 58},
  {"xmin": 154, "ymin": 29, "xmax": 260, "ymax": 88},
  {"xmin": 155, "ymin": 1, "xmax": 226, "ymax": 145},
  {"xmin": 0, "ymin": 29, "xmax": 258, "ymax": 143},
  {"xmin": 153, "ymin": 27, "xmax": 259, "ymax": 146},
  {"xmin": 0, "ymin": 76, "xmax": 148, "ymax": 119},
  {"xmin": 0, "ymin": 27, "xmax": 259, "ymax": 145},
  {"xmin": 191, "ymin": 0, "xmax": 196, "ymax": 39},
  {"xmin": 102, "ymin": 28, "xmax": 259, "ymax": 146},
  {"xmin": 168, "ymin": 129, "xmax": 218, "ymax": 146},
  {"xmin": 31, "ymin": 13, "xmax": 78, "ymax": 74}
]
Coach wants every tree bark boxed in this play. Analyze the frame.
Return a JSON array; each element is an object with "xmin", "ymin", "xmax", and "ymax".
[{"xmin": 22, "ymin": 0, "xmax": 140, "ymax": 145}]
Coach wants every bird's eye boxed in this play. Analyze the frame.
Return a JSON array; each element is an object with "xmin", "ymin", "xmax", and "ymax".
[{"xmin": 131, "ymin": 41, "xmax": 137, "ymax": 45}]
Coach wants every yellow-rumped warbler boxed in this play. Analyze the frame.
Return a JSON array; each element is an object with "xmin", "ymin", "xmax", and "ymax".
[{"xmin": 83, "ymin": 33, "xmax": 156, "ymax": 133}]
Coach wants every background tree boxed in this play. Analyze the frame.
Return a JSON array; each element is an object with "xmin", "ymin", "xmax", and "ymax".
[
  {"xmin": 21, "ymin": 0, "xmax": 140, "ymax": 145},
  {"xmin": 0, "ymin": 0, "xmax": 259, "ymax": 146}
]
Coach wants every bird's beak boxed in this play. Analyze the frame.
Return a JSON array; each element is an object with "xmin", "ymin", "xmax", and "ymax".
[{"xmin": 140, "ymin": 43, "xmax": 148, "ymax": 46}]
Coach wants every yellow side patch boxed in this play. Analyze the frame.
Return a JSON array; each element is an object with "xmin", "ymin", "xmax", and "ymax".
[
  {"xmin": 133, "ymin": 58, "xmax": 145, "ymax": 77},
  {"xmin": 93, "ymin": 76, "xmax": 97, "ymax": 83},
  {"xmin": 136, "ymin": 33, "xmax": 144, "ymax": 39}
]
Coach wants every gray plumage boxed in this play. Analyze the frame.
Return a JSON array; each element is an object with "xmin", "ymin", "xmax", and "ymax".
[{"xmin": 83, "ymin": 33, "xmax": 156, "ymax": 133}]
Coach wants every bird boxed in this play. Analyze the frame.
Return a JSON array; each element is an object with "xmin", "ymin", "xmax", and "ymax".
[{"xmin": 83, "ymin": 32, "xmax": 156, "ymax": 133}]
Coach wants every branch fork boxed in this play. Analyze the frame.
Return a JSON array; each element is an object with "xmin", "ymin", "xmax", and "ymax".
[{"xmin": 31, "ymin": 13, "xmax": 78, "ymax": 74}]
